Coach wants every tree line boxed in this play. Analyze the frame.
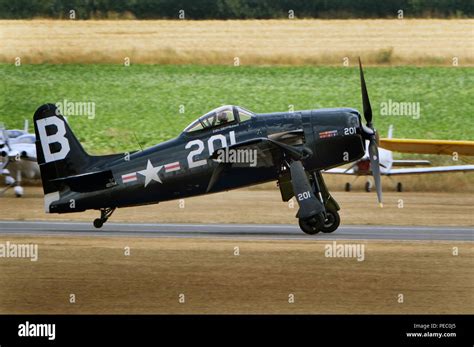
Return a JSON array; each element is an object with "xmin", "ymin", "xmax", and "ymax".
[{"xmin": 0, "ymin": 0, "xmax": 472, "ymax": 19}]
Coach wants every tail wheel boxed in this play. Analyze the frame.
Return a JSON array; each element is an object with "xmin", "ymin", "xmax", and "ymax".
[
  {"xmin": 93, "ymin": 207, "xmax": 115, "ymax": 229},
  {"xmin": 320, "ymin": 210, "xmax": 340, "ymax": 233},
  {"xmin": 93, "ymin": 219, "xmax": 104, "ymax": 228},
  {"xmin": 299, "ymin": 213, "xmax": 324, "ymax": 235}
]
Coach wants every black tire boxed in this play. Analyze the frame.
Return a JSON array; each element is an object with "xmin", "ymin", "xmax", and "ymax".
[
  {"xmin": 365, "ymin": 181, "xmax": 372, "ymax": 192},
  {"xmin": 320, "ymin": 210, "xmax": 341, "ymax": 233},
  {"xmin": 299, "ymin": 214, "xmax": 324, "ymax": 235},
  {"xmin": 345, "ymin": 182, "xmax": 351, "ymax": 192},
  {"xmin": 93, "ymin": 218, "xmax": 104, "ymax": 229},
  {"xmin": 396, "ymin": 182, "xmax": 403, "ymax": 192}
]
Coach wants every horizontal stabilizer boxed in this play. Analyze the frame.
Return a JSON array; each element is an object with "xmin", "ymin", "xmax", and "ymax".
[{"xmin": 51, "ymin": 170, "xmax": 116, "ymax": 192}]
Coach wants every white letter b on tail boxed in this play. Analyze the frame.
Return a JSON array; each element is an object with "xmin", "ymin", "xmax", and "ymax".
[{"xmin": 36, "ymin": 116, "xmax": 70, "ymax": 163}]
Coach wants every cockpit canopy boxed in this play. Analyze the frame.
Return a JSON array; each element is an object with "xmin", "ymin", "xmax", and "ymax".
[{"xmin": 183, "ymin": 105, "xmax": 254, "ymax": 133}]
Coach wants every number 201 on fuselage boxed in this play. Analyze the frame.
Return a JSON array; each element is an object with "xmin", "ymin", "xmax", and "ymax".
[{"xmin": 185, "ymin": 130, "xmax": 236, "ymax": 169}]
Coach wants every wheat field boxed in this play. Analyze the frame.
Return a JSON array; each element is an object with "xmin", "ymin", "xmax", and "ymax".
[{"xmin": 1, "ymin": 19, "xmax": 472, "ymax": 65}]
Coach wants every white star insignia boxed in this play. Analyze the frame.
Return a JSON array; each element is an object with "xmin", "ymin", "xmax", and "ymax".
[{"xmin": 137, "ymin": 159, "xmax": 163, "ymax": 187}]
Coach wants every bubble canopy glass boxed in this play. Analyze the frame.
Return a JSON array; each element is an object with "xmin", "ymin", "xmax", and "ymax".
[{"xmin": 183, "ymin": 105, "xmax": 254, "ymax": 133}]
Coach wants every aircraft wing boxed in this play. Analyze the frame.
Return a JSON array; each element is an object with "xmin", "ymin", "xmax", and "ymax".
[
  {"xmin": 392, "ymin": 159, "xmax": 430, "ymax": 166},
  {"xmin": 206, "ymin": 134, "xmax": 308, "ymax": 192},
  {"xmin": 324, "ymin": 167, "xmax": 355, "ymax": 175},
  {"xmin": 380, "ymin": 138, "xmax": 474, "ymax": 156},
  {"xmin": 385, "ymin": 165, "xmax": 474, "ymax": 176},
  {"xmin": 210, "ymin": 133, "xmax": 307, "ymax": 168}
]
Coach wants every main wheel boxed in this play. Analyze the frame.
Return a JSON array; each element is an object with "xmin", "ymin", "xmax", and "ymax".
[
  {"xmin": 365, "ymin": 181, "xmax": 372, "ymax": 192},
  {"xmin": 93, "ymin": 218, "xmax": 104, "ymax": 229},
  {"xmin": 345, "ymin": 182, "xmax": 351, "ymax": 192},
  {"xmin": 396, "ymin": 182, "xmax": 403, "ymax": 192},
  {"xmin": 299, "ymin": 213, "xmax": 324, "ymax": 235},
  {"xmin": 320, "ymin": 210, "xmax": 341, "ymax": 233}
]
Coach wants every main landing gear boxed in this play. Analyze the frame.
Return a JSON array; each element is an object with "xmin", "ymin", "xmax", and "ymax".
[
  {"xmin": 93, "ymin": 207, "xmax": 116, "ymax": 228},
  {"xmin": 281, "ymin": 165, "xmax": 341, "ymax": 235},
  {"xmin": 299, "ymin": 208, "xmax": 340, "ymax": 235},
  {"xmin": 299, "ymin": 171, "xmax": 341, "ymax": 235}
]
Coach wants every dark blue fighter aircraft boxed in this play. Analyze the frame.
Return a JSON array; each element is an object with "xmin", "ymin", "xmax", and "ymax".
[{"xmin": 33, "ymin": 60, "xmax": 382, "ymax": 235}]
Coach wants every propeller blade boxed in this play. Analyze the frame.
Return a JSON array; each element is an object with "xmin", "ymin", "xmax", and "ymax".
[
  {"xmin": 358, "ymin": 58, "xmax": 373, "ymax": 128},
  {"xmin": 368, "ymin": 137, "xmax": 383, "ymax": 206},
  {"xmin": 359, "ymin": 58, "xmax": 381, "ymax": 206}
]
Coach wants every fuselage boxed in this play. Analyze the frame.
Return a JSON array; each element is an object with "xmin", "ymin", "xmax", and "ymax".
[{"xmin": 50, "ymin": 107, "xmax": 366, "ymax": 213}]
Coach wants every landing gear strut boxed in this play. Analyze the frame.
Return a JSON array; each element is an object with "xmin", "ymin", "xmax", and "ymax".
[
  {"xmin": 298, "ymin": 171, "xmax": 341, "ymax": 235},
  {"xmin": 93, "ymin": 207, "xmax": 115, "ymax": 228},
  {"xmin": 278, "ymin": 161, "xmax": 341, "ymax": 235}
]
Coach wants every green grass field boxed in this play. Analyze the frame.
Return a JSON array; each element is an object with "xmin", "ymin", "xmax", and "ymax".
[{"xmin": 1, "ymin": 65, "xmax": 473, "ymax": 154}]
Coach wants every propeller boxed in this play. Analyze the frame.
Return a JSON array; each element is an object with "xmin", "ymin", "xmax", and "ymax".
[{"xmin": 358, "ymin": 58, "xmax": 383, "ymax": 207}]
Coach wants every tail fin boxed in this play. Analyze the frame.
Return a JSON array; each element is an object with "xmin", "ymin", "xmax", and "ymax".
[
  {"xmin": 33, "ymin": 104, "xmax": 94, "ymax": 194},
  {"xmin": 387, "ymin": 124, "xmax": 394, "ymax": 139}
]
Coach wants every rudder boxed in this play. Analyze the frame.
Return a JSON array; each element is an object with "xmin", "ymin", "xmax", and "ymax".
[{"xmin": 33, "ymin": 103, "xmax": 93, "ymax": 194}]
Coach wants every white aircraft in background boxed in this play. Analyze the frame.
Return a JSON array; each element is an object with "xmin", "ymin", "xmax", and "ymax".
[
  {"xmin": 325, "ymin": 125, "xmax": 474, "ymax": 192},
  {"xmin": 0, "ymin": 121, "xmax": 40, "ymax": 197}
]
